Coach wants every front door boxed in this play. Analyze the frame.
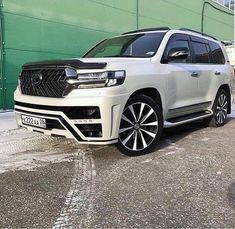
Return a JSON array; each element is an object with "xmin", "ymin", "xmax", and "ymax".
[{"xmin": 162, "ymin": 34, "xmax": 200, "ymax": 119}]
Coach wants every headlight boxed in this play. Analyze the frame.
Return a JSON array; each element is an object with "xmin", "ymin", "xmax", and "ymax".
[{"xmin": 66, "ymin": 71, "xmax": 126, "ymax": 89}]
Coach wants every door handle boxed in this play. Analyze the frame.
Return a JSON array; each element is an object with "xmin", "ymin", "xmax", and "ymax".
[
  {"xmin": 191, "ymin": 72, "xmax": 199, "ymax": 77},
  {"xmin": 215, "ymin": 71, "xmax": 221, "ymax": 75}
]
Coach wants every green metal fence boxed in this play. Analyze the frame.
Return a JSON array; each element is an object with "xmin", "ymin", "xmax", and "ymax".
[{"xmin": 0, "ymin": 0, "xmax": 234, "ymax": 109}]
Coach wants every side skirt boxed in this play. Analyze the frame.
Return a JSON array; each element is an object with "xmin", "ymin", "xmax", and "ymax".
[{"xmin": 164, "ymin": 110, "xmax": 213, "ymax": 128}]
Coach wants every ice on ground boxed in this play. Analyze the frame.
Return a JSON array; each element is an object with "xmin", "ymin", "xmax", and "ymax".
[{"xmin": 0, "ymin": 128, "xmax": 85, "ymax": 174}]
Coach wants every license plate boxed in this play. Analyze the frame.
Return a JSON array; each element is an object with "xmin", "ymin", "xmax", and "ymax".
[{"xmin": 21, "ymin": 115, "xmax": 46, "ymax": 129}]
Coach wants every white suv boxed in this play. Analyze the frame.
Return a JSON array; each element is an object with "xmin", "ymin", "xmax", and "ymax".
[{"xmin": 14, "ymin": 27, "xmax": 235, "ymax": 155}]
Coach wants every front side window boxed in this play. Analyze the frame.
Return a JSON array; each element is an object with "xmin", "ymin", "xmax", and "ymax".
[
  {"xmin": 164, "ymin": 40, "xmax": 191, "ymax": 63},
  {"xmin": 84, "ymin": 32, "xmax": 166, "ymax": 58},
  {"xmin": 192, "ymin": 41, "xmax": 210, "ymax": 64}
]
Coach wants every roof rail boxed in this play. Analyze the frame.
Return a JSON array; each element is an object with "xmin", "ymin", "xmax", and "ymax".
[
  {"xmin": 221, "ymin": 40, "xmax": 234, "ymax": 46},
  {"xmin": 122, "ymin": 27, "xmax": 170, "ymax": 35},
  {"xmin": 179, "ymin": 28, "xmax": 217, "ymax": 41}
]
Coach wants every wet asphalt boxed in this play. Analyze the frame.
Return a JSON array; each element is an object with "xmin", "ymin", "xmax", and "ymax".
[{"xmin": 0, "ymin": 113, "xmax": 235, "ymax": 228}]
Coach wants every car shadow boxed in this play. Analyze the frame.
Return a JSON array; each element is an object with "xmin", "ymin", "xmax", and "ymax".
[
  {"xmin": 226, "ymin": 116, "xmax": 235, "ymax": 124},
  {"xmin": 227, "ymin": 182, "xmax": 235, "ymax": 209},
  {"xmin": 90, "ymin": 115, "xmax": 235, "ymax": 158},
  {"xmin": 156, "ymin": 114, "xmax": 235, "ymax": 152},
  {"xmin": 90, "ymin": 121, "xmax": 209, "ymax": 159},
  {"xmin": 156, "ymin": 120, "xmax": 207, "ymax": 150}
]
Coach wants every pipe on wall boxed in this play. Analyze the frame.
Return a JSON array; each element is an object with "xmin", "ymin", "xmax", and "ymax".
[
  {"xmin": 0, "ymin": 0, "xmax": 5, "ymax": 110},
  {"xmin": 136, "ymin": 0, "xmax": 139, "ymax": 29}
]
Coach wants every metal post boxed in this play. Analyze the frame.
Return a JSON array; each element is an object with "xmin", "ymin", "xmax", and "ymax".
[
  {"xmin": 136, "ymin": 0, "xmax": 139, "ymax": 29},
  {"xmin": 0, "ymin": 0, "xmax": 5, "ymax": 110}
]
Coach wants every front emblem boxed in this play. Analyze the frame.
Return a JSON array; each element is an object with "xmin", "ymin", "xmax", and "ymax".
[{"xmin": 31, "ymin": 71, "xmax": 43, "ymax": 87}]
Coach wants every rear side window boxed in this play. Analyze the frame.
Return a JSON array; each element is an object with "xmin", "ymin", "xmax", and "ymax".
[
  {"xmin": 191, "ymin": 41, "xmax": 210, "ymax": 64},
  {"xmin": 209, "ymin": 41, "xmax": 225, "ymax": 64}
]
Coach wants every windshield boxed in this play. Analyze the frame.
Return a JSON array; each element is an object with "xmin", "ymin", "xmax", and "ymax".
[{"xmin": 84, "ymin": 32, "xmax": 166, "ymax": 58}]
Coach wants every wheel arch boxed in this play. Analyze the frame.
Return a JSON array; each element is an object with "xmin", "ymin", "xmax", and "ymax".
[
  {"xmin": 127, "ymin": 88, "xmax": 163, "ymax": 111},
  {"xmin": 218, "ymin": 84, "xmax": 231, "ymax": 114}
]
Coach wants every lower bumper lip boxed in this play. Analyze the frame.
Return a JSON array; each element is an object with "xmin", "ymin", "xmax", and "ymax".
[{"xmin": 14, "ymin": 107, "xmax": 118, "ymax": 145}]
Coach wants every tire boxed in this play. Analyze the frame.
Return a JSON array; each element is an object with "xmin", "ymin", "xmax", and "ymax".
[
  {"xmin": 117, "ymin": 94, "xmax": 163, "ymax": 156},
  {"xmin": 204, "ymin": 89, "xmax": 228, "ymax": 127}
]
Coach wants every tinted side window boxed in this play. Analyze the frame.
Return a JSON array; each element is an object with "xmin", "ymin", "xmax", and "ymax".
[
  {"xmin": 209, "ymin": 41, "xmax": 225, "ymax": 64},
  {"xmin": 165, "ymin": 40, "xmax": 191, "ymax": 63},
  {"xmin": 192, "ymin": 41, "xmax": 210, "ymax": 64}
]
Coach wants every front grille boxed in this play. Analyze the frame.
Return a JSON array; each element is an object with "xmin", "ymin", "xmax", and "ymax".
[{"xmin": 20, "ymin": 68, "xmax": 67, "ymax": 97}]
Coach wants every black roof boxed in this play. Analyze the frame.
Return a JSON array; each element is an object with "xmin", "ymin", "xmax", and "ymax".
[
  {"xmin": 179, "ymin": 28, "xmax": 217, "ymax": 40},
  {"xmin": 122, "ymin": 27, "xmax": 218, "ymax": 41},
  {"xmin": 122, "ymin": 27, "xmax": 170, "ymax": 35}
]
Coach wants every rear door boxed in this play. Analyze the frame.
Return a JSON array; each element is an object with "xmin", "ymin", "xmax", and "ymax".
[{"xmin": 191, "ymin": 37, "xmax": 225, "ymax": 105}]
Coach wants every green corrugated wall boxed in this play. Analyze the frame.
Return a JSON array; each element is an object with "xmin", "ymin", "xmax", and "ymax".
[{"xmin": 0, "ymin": 0, "xmax": 234, "ymax": 109}]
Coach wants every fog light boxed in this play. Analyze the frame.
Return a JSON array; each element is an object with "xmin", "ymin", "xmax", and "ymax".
[
  {"xmin": 65, "ymin": 107, "xmax": 101, "ymax": 119},
  {"xmin": 76, "ymin": 124, "xmax": 102, "ymax": 137},
  {"xmin": 87, "ymin": 108, "xmax": 97, "ymax": 116}
]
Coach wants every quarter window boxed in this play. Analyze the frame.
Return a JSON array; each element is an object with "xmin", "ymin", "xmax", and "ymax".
[{"xmin": 192, "ymin": 42, "xmax": 210, "ymax": 64}]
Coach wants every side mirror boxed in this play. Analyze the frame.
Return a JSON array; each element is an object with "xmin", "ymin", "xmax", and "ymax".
[{"xmin": 167, "ymin": 47, "xmax": 189, "ymax": 62}]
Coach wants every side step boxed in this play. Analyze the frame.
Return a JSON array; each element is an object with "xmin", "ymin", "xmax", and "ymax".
[{"xmin": 164, "ymin": 110, "xmax": 213, "ymax": 128}]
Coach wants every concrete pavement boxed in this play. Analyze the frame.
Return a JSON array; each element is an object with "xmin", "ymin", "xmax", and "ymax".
[{"xmin": 0, "ymin": 109, "xmax": 235, "ymax": 228}]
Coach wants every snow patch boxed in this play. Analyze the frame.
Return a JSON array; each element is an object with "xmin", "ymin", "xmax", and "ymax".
[
  {"xmin": 53, "ymin": 150, "xmax": 96, "ymax": 228},
  {"xmin": 201, "ymin": 137, "xmax": 210, "ymax": 142},
  {"xmin": 141, "ymin": 159, "xmax": 153, "ymax": 163},
  {"xmin": 164, "ymin": 151, "xmax": 176, "ymax": 156},
  {"xmin": 0, "ymin": 128, "xmax": 84, "ymax": 174}
]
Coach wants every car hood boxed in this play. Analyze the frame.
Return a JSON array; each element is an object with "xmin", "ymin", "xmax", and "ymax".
[{"xmin": 22, "ymin": 57, "xmax": 151, "ymax": 71}]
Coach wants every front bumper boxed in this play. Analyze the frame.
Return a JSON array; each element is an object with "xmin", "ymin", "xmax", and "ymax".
[{"xmin": 14, "ymin": 89, "xmax": 128, "ymax": 145}]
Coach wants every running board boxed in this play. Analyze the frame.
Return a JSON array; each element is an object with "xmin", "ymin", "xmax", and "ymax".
[{"xmin": 164, "ymin": 110, "xmax": 213, "ymax": 128}]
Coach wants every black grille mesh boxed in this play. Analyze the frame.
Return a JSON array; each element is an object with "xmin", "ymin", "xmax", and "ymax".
[{"xmin": 20, "ymin": 68, "xmax": 67, "ymax": 97}]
